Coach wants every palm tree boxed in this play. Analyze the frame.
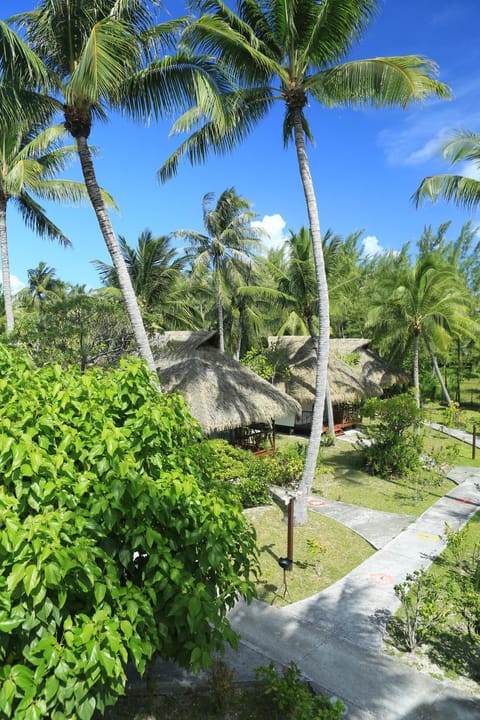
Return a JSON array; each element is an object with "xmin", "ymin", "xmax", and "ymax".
[
  {"xmin": 0, "ymin": 121, "xmax": 89, "ymax": 332},
  {"xmin": 93, "ymin": 230, "xmax": 193, "ymax": 330},
  {"xmin": 366, "ymin": 255, "xmax": 475, "ymax": 409},
  {"xmin": 414, "ymin": 131, "xmax": 480, "ymax": 210},
  {"xmin": 9, "ymin": 1, "xmax": 226, "ymax": 371},
  {"xmin": 161, "ymin": 0, "xmax": 450, "ymax": 523},
  {"xmin": 21, "ymin": 261, "xmax": 65, "ymax": 312},
  {"xmin": 175, "ymin": 187, "xmax": 262, "ymax": 352}
]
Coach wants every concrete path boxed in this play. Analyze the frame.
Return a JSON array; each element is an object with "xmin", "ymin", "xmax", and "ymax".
[
  {"xmin": 307, "ymin": 496, "xmax": 415, "ymax": 549},
  {"xmin": 425, "ymin": 421, "xmax": 478, "ymax": 449},
  {"xmin": 129, "ymin": 466, "xmax": 480, "ymax": 719}
]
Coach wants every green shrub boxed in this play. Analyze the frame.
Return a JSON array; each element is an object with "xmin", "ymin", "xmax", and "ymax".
[
  {"xmin": 208, "ymin": 440, "xmax": 272, "ymax": 507},
  {"xmin": 256, "ymin": 661, "xmax": 345, "ymax": 719},
  {"xmin": 208, "ymin": 440, "xmax": 306, "ymax": 507},
  {"xmin": 360, "ymin": 394, "xmax": 424, "ymax": 478},
  {"xmin": 0, "ymin": 347, "xmax": 257, "ymax": 719},
  {"xmin": 393, "ymin": 570, "xmax": 451, "ymax": 652}
]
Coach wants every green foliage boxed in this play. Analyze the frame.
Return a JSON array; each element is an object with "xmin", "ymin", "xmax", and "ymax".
[
  {"xmin": 241, "ymin": 344, "xmax": 291, "ymax": 384},
  {"xmin": 393, "ymin": 570, "xmax": 452, "ymax": 652},
  {"xmin": 255, "ymin": 662, "xmax": 345, "ymax": 719},
  {"xmin": 209, "ymin": 440, "xmax": 306, "ymax": 507},
  {"xmin": 320, "ymin": 433, "xmax": 335, "ymax": 447},
  {"xmin": 0, "ymin": 346, "xmax": 257, "ymax": 719},
  {"xmin": 443, "ymin": 401, "xmax": 461, "ymax": 428},
  {"xmin": 305, "ymin": 538, "xmax": 327, "ymax": 576},
  {"xmin": 12, "ymin": 289, "xmax": 133, "ymax": 370},
  {"xmin": 443, "ymin": 525, "xmax": 480, "ymax": 641},
  {"xmin": 338, "ymin": 352, "xmax": 360, "ymax": 368},
  {"xmin": 208, "ymin": 440, "xmax": 272, "ymax": 507},
  {"xmin": 360, "ymin": 394, "xmax": 425, "ymax": 478}
]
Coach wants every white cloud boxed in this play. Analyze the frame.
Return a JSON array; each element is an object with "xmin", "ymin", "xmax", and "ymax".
[
  {"xmin": 10, "ymin": 275, "xmax": 26, "ymax": 295},
  {"xmin": 362, "ymin": 235, "xmax": 384, "ymax": 257},
  {"xmin": 252, "ymin": 213, "xmax": 288, "ymax": 250},
  {"xmin": 378, "ymin": 76, "xmax": 480, "ymax": 168}
]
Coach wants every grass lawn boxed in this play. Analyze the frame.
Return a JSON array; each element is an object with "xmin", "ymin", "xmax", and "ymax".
[
  {"xmin": 246, "ymin": 505, "xmax": 374, "ymax": 607},
  {"xmin": 313, "ymin": 439, "xmax": 454, "ymax": 516}
]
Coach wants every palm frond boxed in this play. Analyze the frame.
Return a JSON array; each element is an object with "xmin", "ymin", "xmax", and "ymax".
[
  {"xmin": 15, "ymin": 193, "xmax": 71, "ymax": 246},
  {"xmin": 413, "ymin": 174, "xmax": 480, "ymax": 211},
  {"xmin": 310, "ymin": 56, "xmax": 451, "ymax": 108},
  {"xmin": 66, "ymin": 17, "xmax": 139, "ymax": 106}
]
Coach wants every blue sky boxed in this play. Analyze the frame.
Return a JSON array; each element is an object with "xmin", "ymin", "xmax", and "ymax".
[{"xmin": 3, "ymin": 0, "xmax": 480, "ymax": 292}]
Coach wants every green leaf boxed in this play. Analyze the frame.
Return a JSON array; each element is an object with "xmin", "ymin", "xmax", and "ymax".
[
  {"xmin": 77, "ymin": 696, "xmax": 96, "ymax": 720},
  {"xmin": 44, "ymin": 675, "xmax": 59, "ymax": 704},
  {"xmin": 7, "ymin": 563, "xmax": 26, "ymax": 593},
  {"xmin": 24, "ymin": 565, "xmax": 40, "ymax": 596},
  {"xmin": 94, "ymin": 583, "xmax": 107, "ymax": 605}
]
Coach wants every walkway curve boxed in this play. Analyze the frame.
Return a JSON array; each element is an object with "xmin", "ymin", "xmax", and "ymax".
[{"xmin": 127, "ymin": 464, "xmax": 480, "ymax": 719}]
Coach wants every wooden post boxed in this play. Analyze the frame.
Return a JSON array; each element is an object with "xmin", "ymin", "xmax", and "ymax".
[
  {"xmin": 287, "ymin": 497, "xmax": 294, "ymax": 569},
  {"xmin": 473, "ymin": 424, "xmax": 476, "ymax": 460}
]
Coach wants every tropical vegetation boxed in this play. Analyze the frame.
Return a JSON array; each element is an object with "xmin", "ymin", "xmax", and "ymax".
[{"xmin": 0, "ymin": 345, "xmax": 257, "ymax": 719}]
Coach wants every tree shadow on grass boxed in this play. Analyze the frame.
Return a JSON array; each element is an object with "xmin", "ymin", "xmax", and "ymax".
[{"xmin": 427, "ymin": 627, "xmax": 480, "ymax": 681}]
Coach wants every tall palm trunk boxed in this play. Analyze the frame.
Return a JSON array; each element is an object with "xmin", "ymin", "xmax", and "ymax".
[
  {"xmin": 325, "ymin": 380, "xmax": 335, "ymax": 437},
  {"xmin": 413, "ymin": 329, "xmax": 420, "ymax": 408},
  {"xmin": 293, "ymin": 110, "xmax": 330, "ymax": 525},
  {"xmin": 455, "ymin": 338, "xmax": 461, "ymax": 404},
  {"xmin": 423, "ymin": 333, "xmax": 452, "ymax": 405},
  {"xmin": 76, "ymin": 136, "xmax": 156, "ymax": 373},
  {"xmin": 0, "ymin": 195, "xmax": 14, "ymax": 332},
  {"xmin": 214, "ymin": 265, "xmax": 225, "ymax": 353}
]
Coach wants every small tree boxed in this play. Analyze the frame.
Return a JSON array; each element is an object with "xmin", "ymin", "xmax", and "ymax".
[
  {"xmin": 360, "ymin": 393, "xmax": 424, "ymax": 478},
  {"xmin": 394, "ymin": 570, "xmax": 451, "ymax": 652}
]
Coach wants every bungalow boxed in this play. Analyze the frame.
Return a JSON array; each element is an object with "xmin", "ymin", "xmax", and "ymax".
[
  {"xmin": 152, "ymin": 331, "xmax": 301, "ymax": 453},
  {"xmin": 267, "ymin": 336, "xmax": 407, "ymax": 434}
]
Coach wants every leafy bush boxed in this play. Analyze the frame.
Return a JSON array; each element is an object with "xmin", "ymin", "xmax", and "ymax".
[
  {"xmin": 256, "ymin": 661, "xmax": 345, "ymax": 719},
  {"xmin": 360, "ymin": 394, "xmax": 425, "ymax": 478},
  {"xmin": 209, "ymin": 440, "xmax": 306, "ymax": 507},
  {"xmin": 393, "ymin": 570, "xmax": 452, "ymax": 652},
  {"xmin": 208, "ymin": 440, "xmax": 272, "ymax": 507},
  {"xmin": 0, "ymin": 347, "xmax": 257, "ymax": 719}
]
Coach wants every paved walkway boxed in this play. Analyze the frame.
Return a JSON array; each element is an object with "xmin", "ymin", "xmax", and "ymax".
[
  {"xmin": 129, "ymin": 461, "xmax": 480, "ymax": 719},
  {"xmin": 307, "ymin": 497, "xmax": 415, "ymax": 549}
]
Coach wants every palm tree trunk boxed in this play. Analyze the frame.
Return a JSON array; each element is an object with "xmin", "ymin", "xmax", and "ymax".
[
  {"xmin": 234, "ymin": 310, "xmax": 243, "ymax": 361},
  {"xmin": 413, "ymin": 330, "xmax": 420, "ymax": 408},
  {"xmin": 0, "ymin": 195, "xmax": 14, "ymax": 333},
  {"xmin": 325, "ymin": 380, "xmax": 335, "ymax": 437},
  {"xmin": 456, "ymin": 338, "xmax": 461, "ymax": 404},
  {"xmin": 76, "ymin": 136, "xmax": 156, "ymax": 373},
  {"xmin": 217, "ymin": 297, "xmax": 225, "ymax": 353},
  {"xmin": 423, "ymin": 333, "xmax": 452, "ymax": 405},
  {"xmin": 308, "ymin": 321, "xmax": 335, "ymax": 441},
  {"xmin": 292, "ymin": 110, "xmax": 330, "ymax": 526}
]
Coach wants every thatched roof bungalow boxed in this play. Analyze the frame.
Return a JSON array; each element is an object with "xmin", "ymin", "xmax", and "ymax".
[
  {"xmin": 267, "ymin": 336, "xmax": 395, "ymax": 433},
  {"xmin": 153, "ymin": 332, "xmax": 300, "ymax": 448}
]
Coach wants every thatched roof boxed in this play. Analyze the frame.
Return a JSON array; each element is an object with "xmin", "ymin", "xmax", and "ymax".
[
  {"xmin": 330, "ymin": 338, "xmax": 409, "ymax": 389},
  {"xmin": 156, "ymin": 345, "xmax": 300, "ymax": 434},
  {"xmin": 268, "ymin": 336, "xmax": 383, "ymax": 405},
  {"xmin": 151, "ymin": 330, "xmax": 219, "ymax": 360}
]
